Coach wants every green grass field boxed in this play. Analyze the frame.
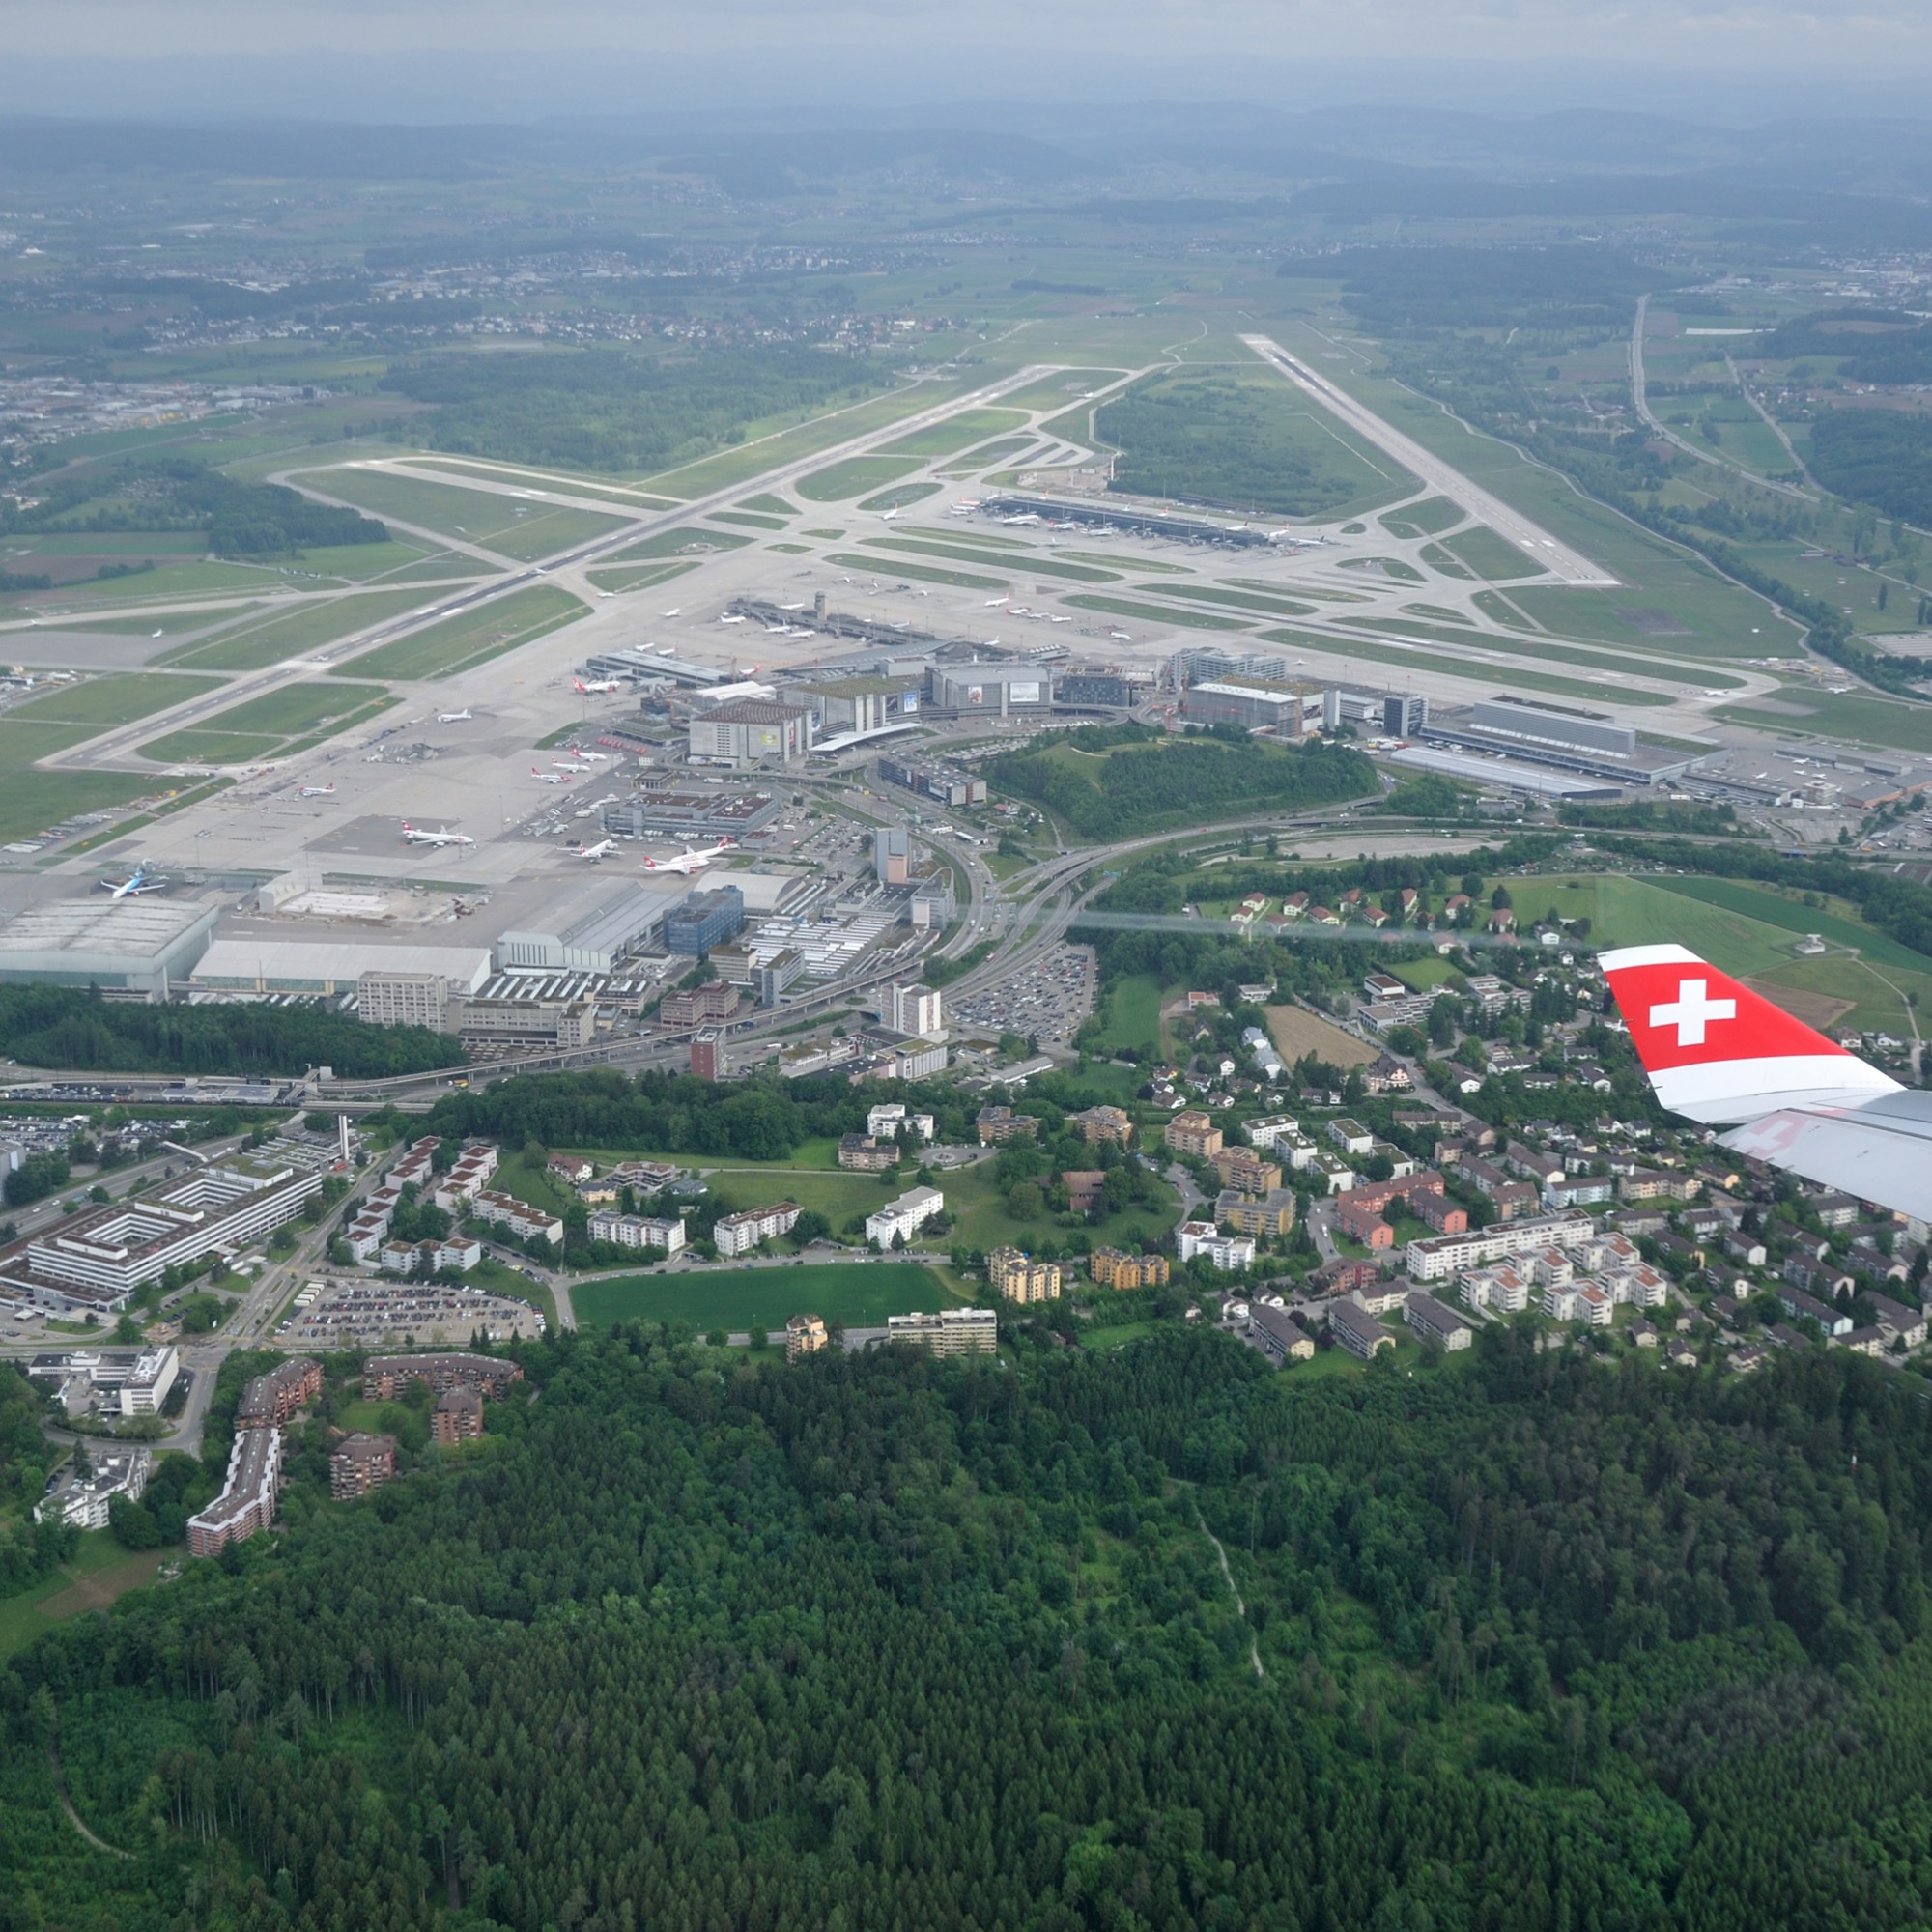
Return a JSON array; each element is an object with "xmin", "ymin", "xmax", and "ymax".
[
  {"xmin": 796, "ymin": 457, "xmax": 924, "ymax": 503},
  {"xmin": 738, "ymin": 494, "xmax": 798, "ymax": 515},
  {"xmin": 1713, "ymin": 689, "xmax": 1932, "ymax": 757},
  {"xmin": 877, "ymin": 409, "xmax": 1028, "ymax": 458},
  {"xmin": 1258, "ymin": 627, "xmax": 1676, "ymax": 707},
  {"xmin": 1380, "ymin": 496, "xmax": 1464, "ymax": 537},
  {"xmin": 334, "ymin": 584, "xmax": 587, "ymax": 681},
  {"xmin": 140, "ymin": 680, "xmax": 390, "ymax": 762},
  {"xmin": 585, "ymin": 561, "xmax": 700, "ymax": 595},
  {"xmin": 0, "ymin": 766, "xmax": 156, "ymax": 841},
  {"xmin": 1143, "ymin": 582, "xmax": 1316, "ymax": 618},
  {"xmin": 857, "ymin": 482, "xmax": 944, "ymax": 513},
  {"xmin": 12, "ymin": 672, "xmax": 227, "ymax": 728},
  {"xmin": 999, "ymin": 369, "xmax": 1128, "ymax": 409},
  {"xmin": 1095, "ymin": 972, "xmax": 1163, "ymax": 1054},
  {"xmin": 606, "ymin": 526, "xmax": 752, "ymax": 560},
  {"xmin": 572, "ymin": 1261, "xmax": 957, "ymax": 1332},
  {"xmin": 709, "ymin": 510, "xmax": 787, "ymax": 530},
  {"xmin": 157, "ymin": 589, "xmax": 437, "ymax": 671},
  {"xmin": 1440, "ymin": 526, "xmax": 1543, "ymax": 581},
  {"xmin": 0, "ymin": 1534, "xmax": 172, "ymax": 1662},
  {"xmin": 292, "ymin": 467, "xmax": 629, "ymax": 560}
]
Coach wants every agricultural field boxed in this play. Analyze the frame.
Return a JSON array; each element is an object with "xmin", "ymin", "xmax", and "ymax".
[
  {"xmin": 140, "ymin": 680, "xmax": 390, "ymax": 763},
  {"xmin": 1263, "ymin": 1005, "xmax": 1376, "ymax": 1067},
  {"xmin": 156, "ymin": 588, "xmax": 434, "ymax": 671},
  {"xmin": 333, "ymin": 584, "xmax": 587, "ymax": 680},
  {"xmin": 572, "ymin": 1261, "xmax": 958, "ymax": 1333}
]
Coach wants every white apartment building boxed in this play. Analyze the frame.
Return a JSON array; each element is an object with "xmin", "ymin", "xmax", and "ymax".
[
  {"xmin": 867, "ymin": 1103, "xmax": 934, "ymax": 1144},
  {"xmin": 712, "ymin": 1202, "xmax": 802, "ymax": 1256},
  {"xmin": 886, "ymin": 1307, "xmax": 997, "ymax": 1356},
  {"xmin": 866, "ymin": 1185, "xmax": 945, "ymax": 1247},
  {"xmin": 120, "ymin": 1347, "xmax": 179, "ymax": 1416},
  {"xmin": 1177, "ymin": 1220, "xmax": 1257, "ymax": 1271},
  {"xmin": 469, "ymin": 1190, "xmax": 566, "ymax": 1247},
  {"xmin": 586, "ymin": 1210, "xmax": 687, "ymax": 1256},
  {"xmin": 359, "ymin": 971, "xmax": 450, "ymax": 1031},
  {"xmin": 1405, "ymin": 1212, "xmax": 1595, "ymax": 1284}
]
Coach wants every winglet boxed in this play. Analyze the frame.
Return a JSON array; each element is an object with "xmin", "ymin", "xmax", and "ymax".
[{"xmin": 1600, "ymin": 943, "xmax": 1899, "ymax": 1123}]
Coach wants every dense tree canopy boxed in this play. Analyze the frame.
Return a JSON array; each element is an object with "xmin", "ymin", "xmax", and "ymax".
[{"xmin": 11, "ymin": 1327, "xmax": 1932, "ymax": 1929}]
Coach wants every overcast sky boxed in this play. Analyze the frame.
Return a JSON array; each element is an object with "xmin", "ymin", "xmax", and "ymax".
[{"xmin": 9, "ymin": 0, "xmax": 1932, "ymax": 67}]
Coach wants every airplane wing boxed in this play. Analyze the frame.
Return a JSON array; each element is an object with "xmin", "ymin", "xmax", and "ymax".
[{"xmin": 1601, "ymin": 943, "xmax": 1932, "ymax": 1222}]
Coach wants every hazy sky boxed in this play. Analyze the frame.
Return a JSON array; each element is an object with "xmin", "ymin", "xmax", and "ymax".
[{"xmin": 10, "ymin": 0, "xmax": 1932, "ymax": 67}]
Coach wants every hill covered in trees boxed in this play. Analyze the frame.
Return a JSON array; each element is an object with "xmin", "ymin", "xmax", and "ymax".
[
  {"xmin": 11, "ymin": 1325, "xmax": 1932, "ymax": 1929},
  {"xmin": 987, "ymin": 724, "xmax": 1375, "ymax": 839}
]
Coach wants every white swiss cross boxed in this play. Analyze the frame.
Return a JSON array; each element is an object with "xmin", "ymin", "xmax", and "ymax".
[{"xmin": 1649, "ymin": 977, "xmax": 1736, "ymax": 1048}]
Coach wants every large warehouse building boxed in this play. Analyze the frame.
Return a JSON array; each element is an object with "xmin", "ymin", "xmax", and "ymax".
[
  {"xmin": 0, "ymin": 898, "xmax": 220, "ymax": 999},
  {"xmin": 190, "ymin": 940, "xmax": 491, "ymax": 997},
  {"xmin": 497, "ymin": 880, "xmax": 689, "ymax": 974}
]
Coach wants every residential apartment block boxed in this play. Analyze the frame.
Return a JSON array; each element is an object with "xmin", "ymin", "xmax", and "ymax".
[
  {"xmin": 886, "ymin": 1307, "xmax": 998, "ymax": 1356},
  {"xmin": 785, "ymin": 1313, "xmax": 829, "ymax": 1360},
  {"xmin": 866, "ymin": 1185, "xmax": 945, "ymax": 1248},
  {"xmin": 587, "ymin": 1210, "xmax": 687, "ymax": 1256},
  {"xmin": 362, "ymin": 1353, "xmax": 526, "ymax": 1402},
  {"xmin": 1165, "ymin": 1111, "xmax": 1224, "ymax": 1159},
  {"xmin": 1089, "ymin": 1248, "xmax": 1171, "ymax": 1291},
  {"xmin": 330, "ymin": 1433, "xmax": 396, "ymax": 1500},
  {"xmin": 988, "ymin": 1247, "xmax": 1062, "ymax": 1304},
  {"xmin": 713, "ymin": 1202, "xmax": 802, "ymax": 1256},
  {"xmin": 469, "ymin": 1190, "xmax": 565, "ymax": 1248}
]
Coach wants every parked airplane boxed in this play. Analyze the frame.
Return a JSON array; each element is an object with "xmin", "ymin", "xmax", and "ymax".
[
  {"xmin": 641, "ymin": 838, "xmax": 734, "ymax": 875},
  {"xmin": 565, "ymin": 745, "xmax": 611, "ymax": 762},
  {"xmin": 662, "ymin": 608, "xmax": 682, "ymax": 617},
  {"xmin": 400, "ymin": 823, "xmax": 474, "ymax": 848},
  {"xmin": 99, "ymin": 864, "xmax": 165, "ymax": 899},
  {"xmin": 436, "ymin": 709, "xmax": 472, "ymax": 723},
  {"xmin": 530, "ymin": 769, "xmax": 568, "ymax": 785},
  {"xmin": 879, "ymin": 507, "xmax": 902, "ymax": 521},
  {"xmin": 574, "ymin": 678, "xmax": 622, "ymax": 694},
  {"xmin": 568, "ymin": 838, "xmax": 617, "ymax": 862},
  {"xmin": 552, "ymin": 759, "xmax": 595, "ymax": 775},
  {"xmin": 719, "ymin": 613, "xmax": 747, "ymax": 626},
  {"xmin": 298, "ymin": 783, "xmax": 335, "ymax": 798},
  {"xmin": 1603, "ymin": 944, "xmax": 1929, "ymax": 1219}
]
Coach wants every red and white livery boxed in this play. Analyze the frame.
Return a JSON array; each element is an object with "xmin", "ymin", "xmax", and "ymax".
[{"xmin": 1602, "ymin": 943, "xmax": 1930, "ymax": 1221}]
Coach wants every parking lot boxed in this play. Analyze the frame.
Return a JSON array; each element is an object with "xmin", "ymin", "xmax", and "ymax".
[{"xmin": 950, "ymin": 943, "xmax": 1095, "ymax": 1045}]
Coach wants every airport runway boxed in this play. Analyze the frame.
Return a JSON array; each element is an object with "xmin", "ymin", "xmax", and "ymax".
[{"xmin": 1239, "ymin": 333, "xmax": 1619, "ymax": 588}]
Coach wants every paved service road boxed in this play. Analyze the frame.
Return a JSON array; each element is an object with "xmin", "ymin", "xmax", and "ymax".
[{"xmin": 1239, "ymin": 333, "xmax": 1618, "ymax": 588}]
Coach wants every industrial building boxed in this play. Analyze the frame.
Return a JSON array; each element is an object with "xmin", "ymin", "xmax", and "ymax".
[
  {"xmin": 666, "ymin": 886, "xmax": 746, "ymax": 956},
  {"xmin": 2, "ymin": 1153, "xmax": 322, "ymax": 1313},
  {"xmin": 497, "ymin": 881, "xmax": 687, "ymax": 973},
  {"xmin": 359, "ymin": 970, "xmax": 454, "ymax": 1030},
  {"xmin": 1418, "ymin": 698, "xmax": 1699, "ymax": 786},
  {"xmin": 452, "ymin": 972, "xmax": 599, "ymax": 1051},
  {"xmin": 805, "ymin": 675, "xmax": 923, "ymax": 733},
  {"xmin": 688, "ymin": 697, "xmax": 815, "ymax": 766},
  {"xmin": 580, "ymin": 645, "xmax": 724, "ymax": 688},
  {"xmin": 0, "ymin": 897, "xmax": 219, "ymax": 999},
  {"xmin": 191, "ymin": 941, "xmax": 491, "ymax": 1000},
  {"xmin": 877, "ymin": 756, "xmax": 986, "ymax": 807},
  {"xmin": 602, "ymin": 787, "xmax": 781, "ymax": 840},
  {"xmin": 1180, "ymin": 680, "xmax": 1308, "ymax": 732},
  {"xmin": 929, "ymin": 666, "xmax": 1054, "ymax": 715},
  {"xmin": 1056, "ymin": 668, "xmax": 1137, "ymax": 708}
]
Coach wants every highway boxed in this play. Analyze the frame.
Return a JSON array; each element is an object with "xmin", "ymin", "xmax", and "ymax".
[{"xmin": 1239, "ymin": 332, "xmax": 1619, "ymax": 588}]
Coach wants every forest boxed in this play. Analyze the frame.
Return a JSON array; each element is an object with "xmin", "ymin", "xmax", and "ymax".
[
  {"xmin": 0, "ymin": 985, "xmax": 464, "ymax": 1080},
  {"xmin": 986, "ymin": 724, "xmax": 1376, "ymax": 839},
  {"xmin": 1307, "ymin": 243, "xmax": 1679, "ymax": 333},
  {"xmin": 378, "ymin": 347, "xmax": 897, "ymax": 474},
  {"xmin": 1763, "ymin": 310, "xmax": 1932, "ymax": 386},
  {"xmin": 0, "ymin": 459, "xmax": 388, "ymax": 558},
  {"xmin": 1806, "ymin": 410, "xmax": 1932, "ymax": 527},
  {"xmin": 11, "ymin": 1327, "xmax": 1932, "ymax": 1929}
]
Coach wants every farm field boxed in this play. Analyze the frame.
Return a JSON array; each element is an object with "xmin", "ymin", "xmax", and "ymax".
[
  {"xmin": 334, "ymin": 584, "xmax": 587, "ymax": 681},
  {"xmin": 1263, "ymin": 1005, "xmax": 1376, "ymax": 1067},
  {"xmin": 157, "ymin": 589, "xmax": 437, "ymax": 671},
  {"xmin": 571, "ymin": 1261, "xmax": 958, "ymax": 1332}
]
